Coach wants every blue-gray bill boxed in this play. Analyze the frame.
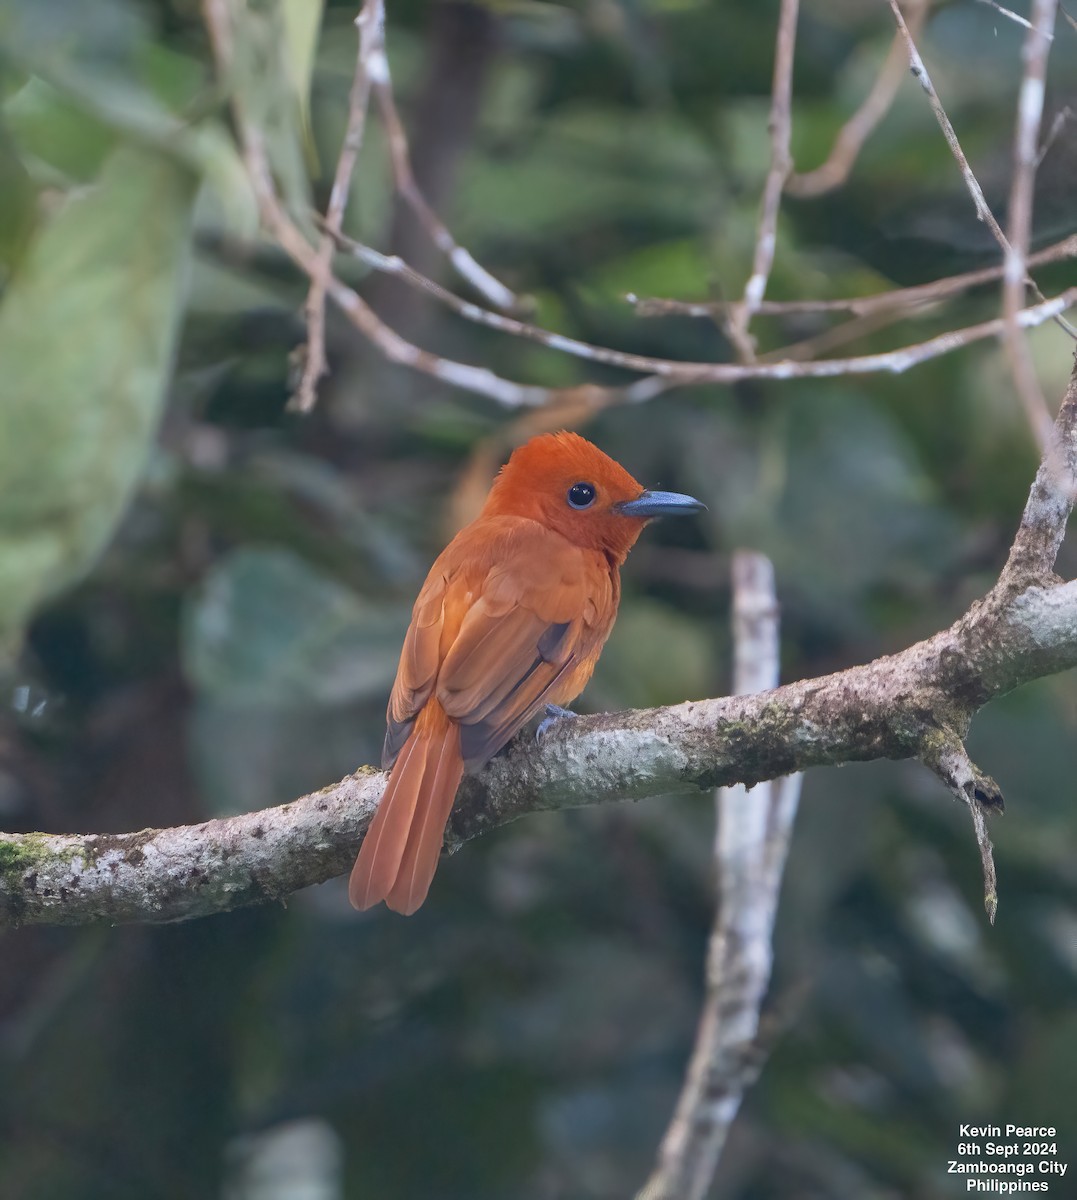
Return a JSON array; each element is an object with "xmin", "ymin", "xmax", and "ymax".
[{"xmin": 615, "ymin": 490, "xmax": 707, "ymax": 519}]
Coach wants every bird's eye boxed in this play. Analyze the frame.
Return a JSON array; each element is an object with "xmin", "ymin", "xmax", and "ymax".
[{"xmin": 567, "ymin": 482, "xmax": 597, "ymax": 509}]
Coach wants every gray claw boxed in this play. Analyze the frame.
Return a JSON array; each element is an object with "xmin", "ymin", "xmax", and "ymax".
[{"xmin": 536, "ymin": 704, "xmax": 579, "ymax": 740}]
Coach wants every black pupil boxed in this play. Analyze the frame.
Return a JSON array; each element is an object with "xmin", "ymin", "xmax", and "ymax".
[{"xmin": 568, "ymin": 482, "xmax": 596, "ymax": 509}]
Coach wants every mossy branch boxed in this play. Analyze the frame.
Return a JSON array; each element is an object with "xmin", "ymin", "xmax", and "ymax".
[{"xmin": 2, "ymin": 364, "xmax": 1077, "ymax": 929}]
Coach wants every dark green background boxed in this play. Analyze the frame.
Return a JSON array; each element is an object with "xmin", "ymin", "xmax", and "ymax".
[{"xmin": 1, "ymin": 1, "xmax": 1075, "ymax": 1197}]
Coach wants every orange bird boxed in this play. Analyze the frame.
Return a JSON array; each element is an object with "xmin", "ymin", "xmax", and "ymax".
[{"xmin": 349, "ymin": 431, "xmax": 704, "ymax": 915}]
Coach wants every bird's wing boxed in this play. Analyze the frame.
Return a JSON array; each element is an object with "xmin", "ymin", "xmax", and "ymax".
[
  {"xmin": 440, "ymin": 530, "xmax": 615, "ymax": 766},
  {"xmin": 383, "ymin": 559, "xmax": 453, "ymax": 767},
  {"xmin": 384, "ymin": 520, "xmax": 615, "ymax": 769}
]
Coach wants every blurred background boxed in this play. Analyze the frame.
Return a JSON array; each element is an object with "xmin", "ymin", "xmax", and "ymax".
[{"xmin": 1, "ymin": 0, "xmax": 1076, "ymax": 1197}]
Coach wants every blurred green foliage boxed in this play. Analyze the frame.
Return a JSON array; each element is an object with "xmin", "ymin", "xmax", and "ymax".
[
  {"xmin": 0, "ymin": 145, "xmax": 194, "ymax": 655},
  {"xmin": 1, "ymin": 1, "xmax": 1076, "ymax": 1198}
]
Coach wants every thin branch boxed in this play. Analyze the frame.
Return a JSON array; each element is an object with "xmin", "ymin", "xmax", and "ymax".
[
  {"xmin": 321, "ymin": 224, "xmax": 532, "ymax": 332},
  {"xmin": 370, "ymin": 39, "xmax": 517, "ymax": 311},
  {"xmin": 289, "ymin": 195, "xmax": 1074, "ymax": 392},
  {"xmin": 291, "ymin": 0, "xmax": 383, "ymax": 413},
  {"xmin": 627, "ymin": 234, "xmax": 1077, "ymax": 320},
  {"xmin": 207, "ymin": 0, "xmax": 1077, "ymax": 412},
  {"xmin": 292, "ymin": 0, "xmax": 518, "ymax": 410},
  {"xmin": 725, "ymin": 0, "xmax": 800, "ymax": 360},
  {"xmin": 1001, "ymin": 0, "xmax": 1059, "ymax": 455},
  {"xmin": 786, "ymin": 0, "xmax": 929, "ymax": 198},
  {"xmin": 975, "ymin": 0, "xmax": 1041, "ymax": 33},
  {"xmin": 757, "ymin": 307, "xmax": 915, "ymax": 364},
  {"xmin": 321, "ymin": 221, "xmax": 1077, "ymax": 388},
  {"xmin": 326, "ymin": 224, "xmax": 904, "ymax": 372},
  {"xmin": 203, "ymin": 0, "xmax": 667, "ymax": 411},
  {"xmin": 323, "ymin": 255, "xmax": 672, "ymax": 405},
  {"xmin": 886, "ymin": 0, "xmax": 1010, "ymax": 244},
  {"xmin": 921, "ymin": 735, "xmax": 1002, "ymax": 922},
  {"xmin": 1037, "ymin": 105, "xmax": 1074, "ymax": 167},
  {"xmin": 640, "ymin": 553, "xmax": 802, "ymax": 1200},
  {"xmin": 5, "ymin": 357, "xmax": 1077, "ymax": 927},
  {"xmin": 887, "ymin": 0, "xmax": 1077, "ymax": 357},
  {"xmin": 325, "ymin": 283, "xmax": 1076, "ymax": 390}
]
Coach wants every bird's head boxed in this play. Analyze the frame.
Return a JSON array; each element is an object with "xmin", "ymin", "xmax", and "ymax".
[{"xmin": 483, "ymin": 431, "xmax": 705, "ymax": 563}]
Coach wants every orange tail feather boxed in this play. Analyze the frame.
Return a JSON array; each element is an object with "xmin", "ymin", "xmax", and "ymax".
[{"xmin": 349, "ymin": 705, "xmax": 464, "ymax": 915}]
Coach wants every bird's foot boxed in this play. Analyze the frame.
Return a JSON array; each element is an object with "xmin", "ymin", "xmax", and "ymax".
[{"xmin": 536, "ymin": 704, "xmax": 579, "ymax": 740}]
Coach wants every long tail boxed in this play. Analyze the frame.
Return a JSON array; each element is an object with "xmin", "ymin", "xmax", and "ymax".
[{"xmin": 348, "ymin": 703, "xmax": 464, "ymax": 916}]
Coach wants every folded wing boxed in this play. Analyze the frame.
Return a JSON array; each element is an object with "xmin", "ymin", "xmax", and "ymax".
[{"xmin": 384, "ymin": 517, "xmax": 616, "ymax": 770}]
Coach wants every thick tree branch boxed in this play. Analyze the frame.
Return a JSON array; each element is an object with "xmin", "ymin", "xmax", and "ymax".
[
  {"xmin": 3, "ymin": 365, "xmax": 1077, "ymax": 927},
  {"xmin": 1, "ymin": 572, "xmax": 1074, "ymax": 928}
]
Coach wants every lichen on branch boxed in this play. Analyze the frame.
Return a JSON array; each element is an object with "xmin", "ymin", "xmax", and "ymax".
[{"xmin": 2, "ymin": 364, "xmax": 1077, "ymax": 931}]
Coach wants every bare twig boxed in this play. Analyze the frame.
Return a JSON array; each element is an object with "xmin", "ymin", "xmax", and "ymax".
[
  {"xmin": 320, "ymin": 225, "xmax": 527, "ymax": 330},
  {"xmin": 921, "ymin": 734, "xmax": 1002, "ymax": 922},
  {"xmin": 887, "ymin": 0, "xmax": 1077, "ymax": 357},
  {"xmin": 370, "ymin": 41, "xmax": 517, "ymax": 311},
  {"xmin": 757, "ymin": 307, "xmax": 917, "ymax": 364},
  {"xmin": 787, "ymin": 0, "xmax": 929, "ymax": 198},
  {"xmin": 639, "ymin": 553, "xmax": 802, "ymax": 1200},
  {"xmin": 291, "ymin": 0, "xmax": 383, "ymax": 413},
  {"xmin": 332, "ymin": 241, "xmax": 1075, "ymax": 386},
  {"xmin": 208, "ymin": 0, "xmax": 1076, "ymax": 410},
  {"xmin": 204, "ymin": 0, "xmax": 669, "ymax": 411},
  {"xmin": 330, "ymin": 281, "xmax": 1076, "ymax": 389},
  {"xmin": 725, "ymin": 0, "xmax": 800, "ymax": 360},
  {"xmin": 1001, "ymin": 0, "xmax": 1060, "ymax": 456},
  {"xmin": 887, "ymin": 0, "xmax": 1009, "ymax": 243},
  {"xmin": 627, "ymin": 234, "xmax": 1077, "ymax": 320},
  {"xmin": 292, "ymin": 0, "xmax": 518, "ymax": 410},
  {"xmin": 323, "ymin": 220, "xmax": 1077, "ymax": 388},
  {"xmin": 279, "ymin": 189, "xmax": 1074, "ymax": 391},
  {"xmin": 975, "ymin": 0, "xmax": 1041, "ymax": 33},
  {"xmin": 1037, "ymin": 105, "xmax": 1074, "ymax": 167},
  {"xmin": 325, "ymin": 253, "xmax": 672, "ymax": 404}
]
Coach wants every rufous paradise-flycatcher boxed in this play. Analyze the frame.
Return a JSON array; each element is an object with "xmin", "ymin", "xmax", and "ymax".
[{"xmin": 349, "ymin": 431, "xmax": 704, "ymax": 915}]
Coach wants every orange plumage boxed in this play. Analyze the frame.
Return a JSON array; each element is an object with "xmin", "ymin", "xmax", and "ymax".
[{"xmin": 349, "ymin": 431, "xmax": 704, "ymax": 915}]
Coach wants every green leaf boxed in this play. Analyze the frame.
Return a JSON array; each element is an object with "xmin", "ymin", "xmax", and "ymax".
[
  {"xmin": 182, "ymin": 546, "xmax": 405, "ymax": 707},
  {"xmin": 280, "ymin": 0, "xmax": 325, "ymax": 151},
  {"xmin": 3, "ymin": 75, "xmax": 117, "ymax": 182},
  {"xmin": 0, "ymin": 143, "xmax": 196, "ymax": 656},
  {"xmin": 226, "ymin": 0, "xmax": 313, "ymax": 220},
  {"xmin": 592, "ymin": 598, "xmax": 714, "ymax": 710},
  {"xmin": 183, "ymin": 546, "xmax": 406, "ymax": 813},
  {"xmin": 0, "ymin": 113, "xmax": 35, "ymax": 273}
]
